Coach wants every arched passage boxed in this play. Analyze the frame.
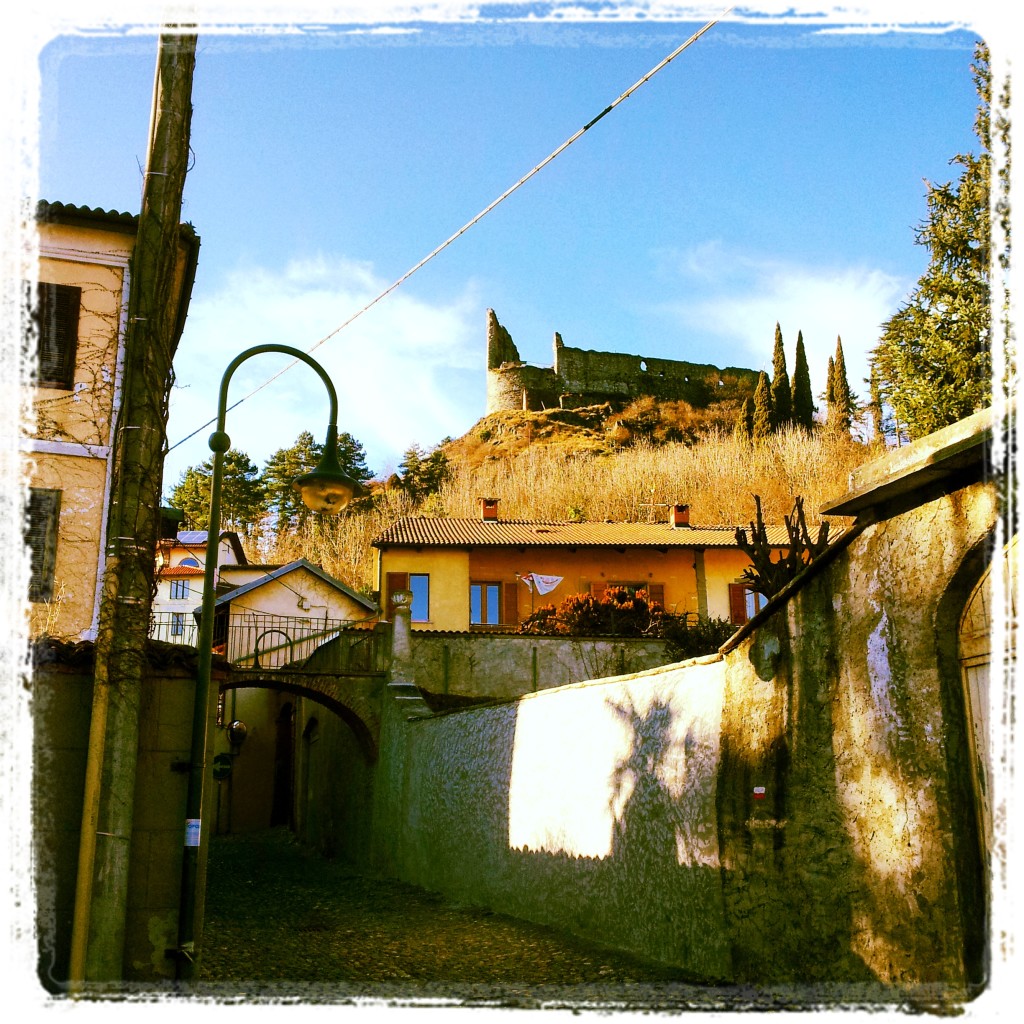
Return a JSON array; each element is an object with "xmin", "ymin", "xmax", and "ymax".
[
  {"xmin": 213, "ymin": 673, "xmax": 381, "ymax": 847},
  {"xmin": 934, "ymin": 528, "xmax": 1016, "ymax": 993}
]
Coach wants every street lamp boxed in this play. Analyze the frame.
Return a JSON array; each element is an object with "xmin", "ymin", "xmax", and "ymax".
[{"xmin": 175, "ymin": 344, "xmax": 362, "ymax": 977}]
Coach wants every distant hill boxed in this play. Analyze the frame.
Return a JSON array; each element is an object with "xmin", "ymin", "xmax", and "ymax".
[{"xmin": 440, "ymin": 396, "xmax": 746, "ymax": 470}]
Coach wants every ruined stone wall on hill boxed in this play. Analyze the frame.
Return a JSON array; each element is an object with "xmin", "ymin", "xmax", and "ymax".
[{"xmin": 485, "ymin": 307, "xmax": 759, "ymax": 414}]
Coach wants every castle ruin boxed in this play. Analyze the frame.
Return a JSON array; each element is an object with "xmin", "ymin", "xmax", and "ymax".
[{"xmin": 485, "ymin": 308, "xmax": 761, "ymax": 415}]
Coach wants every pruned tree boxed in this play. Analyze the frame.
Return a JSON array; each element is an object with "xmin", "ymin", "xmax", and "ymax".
[{"xmin": 735, "ymin": 495, "xmax": 831, "ymax": 598}]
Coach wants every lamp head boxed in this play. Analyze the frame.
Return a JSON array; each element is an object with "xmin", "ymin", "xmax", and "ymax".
[{"xmin": 291, "ymin": 424, "xmax": 365, "ymax": 514}]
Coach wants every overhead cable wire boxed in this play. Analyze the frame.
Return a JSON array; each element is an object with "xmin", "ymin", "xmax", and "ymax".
[{"xmin": 167, "ymin": 8, "xmax": 732, "ymax": 456}]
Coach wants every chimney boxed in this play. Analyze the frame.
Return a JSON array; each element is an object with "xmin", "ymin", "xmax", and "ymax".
[
  {"xmin": 670, "ymin": 503, "xmax": 690, "ymax": 528},
  {"xmin": 480, "ymin": 497, "xmax": 500, "ymax": 522}
]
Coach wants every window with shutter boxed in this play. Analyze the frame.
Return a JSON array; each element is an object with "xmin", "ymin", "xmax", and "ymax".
[
  {"xmin": 26, "ymin": 488, "xmax": 61, "ymax": 602},
  {"xmin": 385, "ymin": 571, "xmax": 408, "ymax": 620},
  {"xmin": 728, "ymin": 582, "xmax": 766, "ymax": 625},
  {"xmin": 470, "ymin": 581, "xmax": 502, "ymax": 626},
  {"xmin": 31, "ymin": 282, "xmax": 81, "ymax": 390}
]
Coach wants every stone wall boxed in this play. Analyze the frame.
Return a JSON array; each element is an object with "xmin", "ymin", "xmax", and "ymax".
[
  {"xmin": 714, "ymin": 467, "xmax": 997, "ymax": 993},
  {"xmin": 484, "ymin": 308, "xmax": 759, "ymax": 415},
  {"xmin": 405, "ymin": 631, "xmax": 675, "ymax": 704}
]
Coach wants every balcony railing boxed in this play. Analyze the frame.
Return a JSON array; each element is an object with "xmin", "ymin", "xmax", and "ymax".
[{"xmin": 149, "ymin": 611, "xmax": 382, "ymax": 671}]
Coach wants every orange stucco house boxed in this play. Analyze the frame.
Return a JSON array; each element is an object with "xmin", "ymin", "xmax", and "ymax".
[{"xmin": 373, "ymin": 498, "xmax": 788, "ymax": 632}]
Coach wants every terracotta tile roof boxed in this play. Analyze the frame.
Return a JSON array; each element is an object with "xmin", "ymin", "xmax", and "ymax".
[
  {"xmin": 159, "ymin": 565, "xmax": 206, "ymax": 577},
  {"xmin": 373, "ymin": 517, "xmax": 789, "ymax": 549}
]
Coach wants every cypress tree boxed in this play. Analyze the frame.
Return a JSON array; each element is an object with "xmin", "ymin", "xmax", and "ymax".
[
  {"xmin": 752, "ymin": 371, "xmax": 774, "ymax": 440},
  {"xmin": 735, "ymin": 395, "xmax": 755, "ymax": 442},
  {"xmin": 790, "ymin": 330, "xmax": 814, "ymax": 432},
  {"xmin": 830, "ymin": 336, "xmax": 853, "ymax": 434},
  {"xmin": 825, "ymin": 355, "xmax": 836, "ymax": 407},
  {"xmin": 770, "ymin": 322, "xmax": 792, "ymax": 428}
]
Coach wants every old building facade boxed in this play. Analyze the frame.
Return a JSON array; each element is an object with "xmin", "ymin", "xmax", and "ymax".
[{"xmin": 24, "ymin": 202, "xmax": 199, "ymax": 640}]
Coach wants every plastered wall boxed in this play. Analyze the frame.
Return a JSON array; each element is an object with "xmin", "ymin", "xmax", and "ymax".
[{"xmin": 369, "ymin": 469, "xmax": 1000, "ymax": 999}]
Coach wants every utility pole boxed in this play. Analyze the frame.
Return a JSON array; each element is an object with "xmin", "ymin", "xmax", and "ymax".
[{"xmin": 68, "ymin": 27, "xmax": 197, "ymax": 989}]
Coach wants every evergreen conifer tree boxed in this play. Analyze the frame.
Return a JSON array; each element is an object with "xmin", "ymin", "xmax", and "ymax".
[
  {"xmin": 770, "ymin": 322, "xmax": 792, "ymax": 428},
  {"xmin": 734, "ymin": 396, "xmax": 755, "ymax": 442},
  {"xmin": 752, "ymin": 371, "xmax": 774, "ymax": 440},
  {"xmin": 869, "ymin": 43, "xmax": 996, "ymax": 438},
  {"xmin": 790, "ymin": 330, "xmax": 814, "ymax": 432},
  {"xmin": 829, "ymin": 337, "xmax": 853, "ymax": 435}
]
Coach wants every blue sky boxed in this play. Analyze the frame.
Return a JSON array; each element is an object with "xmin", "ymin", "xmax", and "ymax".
[{"xmin": 20, "ymin": 2, "xmax": 1001, "ymax": 491}]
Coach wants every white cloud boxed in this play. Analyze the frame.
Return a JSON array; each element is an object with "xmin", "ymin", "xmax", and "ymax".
[
  {"xmin": 164, "ymin": 253, "xmax": 485, "ymax": 490},
  {"xmin": 655, "ymin": 244, "xmax": 910, "ymax": 405}
]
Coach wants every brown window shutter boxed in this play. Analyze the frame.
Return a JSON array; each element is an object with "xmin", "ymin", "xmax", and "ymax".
[
  {"xmin": 386, "ymin": 571, "xmax": 408, "ymax": 619},
  {"xmin": 728, "ymin": 583, "xmax": 748, "ymax": 625},
  {"xmin": 502, "ymin": 581, "xmax": 518, "ymax": 625},
  {"xmin": 648, "ymin": 583, "xmax": 665, "ymax": 608},
  {"xmin": 590, "ymin": 581, "xmax": 607, "ymax": 600},
  {"xmin": 33, "ymin": 282, "xmax": 81, "ymax": 389},
  {"xmin": 26, "ymin": 488, "xmax": 61, "ymax": 602}
]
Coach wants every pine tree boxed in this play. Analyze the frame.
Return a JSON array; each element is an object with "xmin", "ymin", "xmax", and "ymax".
[
  {"xmin": 752, "ymin": 371, "xmax": 774, "ymax": 440},
  {"xmin": 168, "ymin": 448, "xmax": 266, "ymax": 535},
  {"xmin": 262, "ymin": 430, "xmax": 374, "ymax": 534},
  {"xmin": 263, "ymin": 430, "xmax": 323, "ymax": 534},
  {"xmin": 398, "ymin": 441, "xmax": 452, "ymax": 501},
  {"xmin": 770, "ymin": 322, "xmax": 792, "ymax": 428},
  {"xmin": 790, "ymin": 330, "xmax": 814, "ymax": 432},
  {"xmin": 869, "ymin": 42, "xmax": 994, "ymax": 439}
]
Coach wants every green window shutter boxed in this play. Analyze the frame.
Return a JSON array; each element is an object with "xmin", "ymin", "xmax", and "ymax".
[
  {"xmin": 32, "ymin": 282, "xmax": 81, "ymax": 389},
  {"xmin": 648, "ymin": 583, "xmax": 665, "ymax": 608},
  {"xmin": 26, "ymin": 488, "xmax": 61, "ymax": 602}
]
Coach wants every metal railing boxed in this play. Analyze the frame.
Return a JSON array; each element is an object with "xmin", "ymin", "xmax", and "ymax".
[{"xmin": 149, "ymin": 611, "xmax": 380, "ymax": 670}]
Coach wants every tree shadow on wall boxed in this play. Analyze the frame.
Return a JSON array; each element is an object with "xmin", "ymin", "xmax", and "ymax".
[{"xmin": 603, "ymin": 694, "xmax": 731, "ymax": 977}]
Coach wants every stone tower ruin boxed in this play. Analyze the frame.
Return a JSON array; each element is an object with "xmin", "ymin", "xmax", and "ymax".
[{"xmin": 485, "ymin": 308, "xmax": 760, "ymax": 415}]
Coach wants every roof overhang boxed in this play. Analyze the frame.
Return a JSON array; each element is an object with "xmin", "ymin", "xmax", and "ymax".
[{"xmin": 820, "ymin": 403, "xmax": 1006, "ymax": 519}]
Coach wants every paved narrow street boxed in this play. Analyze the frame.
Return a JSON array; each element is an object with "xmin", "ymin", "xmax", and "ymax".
[{"xmin": 193, "ymin": 827, "xmax": 736, "ymax": 1010}]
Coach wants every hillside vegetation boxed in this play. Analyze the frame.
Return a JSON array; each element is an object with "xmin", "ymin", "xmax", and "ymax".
[{"xmin": 267, "ymin": 423, "xmax": 875, "ymax": 597}]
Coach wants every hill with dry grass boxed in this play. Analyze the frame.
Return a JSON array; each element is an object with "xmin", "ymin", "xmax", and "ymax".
[{"xmin": 440, "ymin": 395, "xmax": 746, "ymax": 470}]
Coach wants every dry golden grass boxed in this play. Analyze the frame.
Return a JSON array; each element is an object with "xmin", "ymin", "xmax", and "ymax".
[{"xmin": 288, "ymin": 428, "xmax": 875, "ymax": 595}]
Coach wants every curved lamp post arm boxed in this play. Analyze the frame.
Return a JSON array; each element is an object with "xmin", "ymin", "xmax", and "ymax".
[{"xmin": 177, "ymin": 343, "xmax": 355, "ymax": 978}]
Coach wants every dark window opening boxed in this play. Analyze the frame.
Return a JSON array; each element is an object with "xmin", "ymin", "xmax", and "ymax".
[
  {"xmin": 26, "ymin": 488, "xmax": 61, "ymax": 602},
  {"xmin": 31, "ymin": 281, "xmax": 81, "ymax": 390}
]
